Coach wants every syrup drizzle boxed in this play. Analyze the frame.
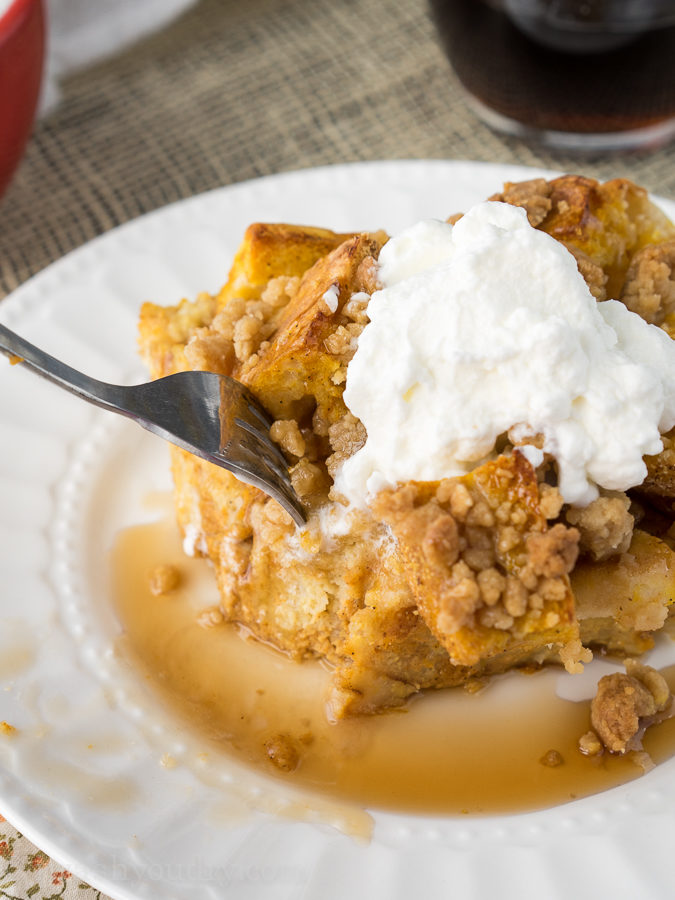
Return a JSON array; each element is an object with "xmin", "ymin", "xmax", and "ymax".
[{"xmin": 111, "ymin": 517, "xmax": 675, "ymax": 815}]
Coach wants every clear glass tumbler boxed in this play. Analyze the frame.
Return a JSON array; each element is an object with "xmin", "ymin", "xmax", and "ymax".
[{"xmin": 429, "ymin": 0, "xmax": 675, "ymax": 151}]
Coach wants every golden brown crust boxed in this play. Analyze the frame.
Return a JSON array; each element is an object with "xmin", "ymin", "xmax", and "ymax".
[
  {"xmin": 543, "ymin": 176, "xmax": 675, "ymax": 299},
  {"xmin": 242, "ymin": 233, "xmax": 385, "ymax": 425},
  {"xmin": 495, "ymin": 174, "xmax": 675, "ymax": 301},
  {"xmin": 221, "ymin": 222, "xmax": 356, "ymax": 301},
  {"xmin": 138, "ymin": 223, "xmax": 358, "ymax": 381},
  {"xmin": 139, "ymin": 291, "xmax": 219, "ymax": 379}
]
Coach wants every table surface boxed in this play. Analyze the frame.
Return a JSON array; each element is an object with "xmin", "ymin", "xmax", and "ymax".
[{"xmin": 2, "ymin": 0, "xmax": 675, "ymax": 896}]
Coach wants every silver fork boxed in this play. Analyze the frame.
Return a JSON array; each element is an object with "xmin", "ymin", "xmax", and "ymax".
[{"xmin": 0, "ymin": 323, "xmax": 305, "ymax": 526}]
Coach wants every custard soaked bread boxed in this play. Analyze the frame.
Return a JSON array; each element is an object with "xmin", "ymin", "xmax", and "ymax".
[{"xmin": 139, "ymin": 175, "xmax": 675, "ymax": 718}]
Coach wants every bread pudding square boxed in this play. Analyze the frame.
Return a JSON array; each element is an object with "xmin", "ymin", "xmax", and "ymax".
[{"xmin": 138, "ymin": 173, "xmax": 675, "ymax": 721}]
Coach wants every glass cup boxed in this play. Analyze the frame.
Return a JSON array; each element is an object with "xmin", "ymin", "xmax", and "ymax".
[
  {"xmin": 0, "ymin": 0, "xmax": 45, "ymax": 198},
  {"xmin": 429, "ymin": 0, "xmax": 675, "ymax": 151}
]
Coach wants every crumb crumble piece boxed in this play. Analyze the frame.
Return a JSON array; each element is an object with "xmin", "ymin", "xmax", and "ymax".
[
  {"xmin": 264, "ymin": 733, "xmax": 299, "ymax": 772},
  {"xmin": 290, "ymin": 459, "xmax": 329, "ymax": 502},
  {"xmin": 538, "ymin": 484, "xmax": 564, "ymax": 520},
  {"xmin": 196, "ymin": 606, "xmax": 224, "ymax": 628},
  {"xmin": 578, "ymin": 730, "xmax": 603, "ymax": 757},
  {"xmin": 354, "ymin": 255, "xmax": 382, "ymax": 294},
  {"xmin": 565, "ymin": 493, "xmax": 634, "ymax": 561},
  {"xmin": 323, "ymin": 322, "xmax": 363, "ymax": 359},
  {"xmin": 625, "ymin": 658, "xmax": 671, "ymax": 709},
  {"xmin": 559, "ymin": 639, "xmax": 593, "ymax": 674},
  {"xmin": 568, "ymin": 247, "xmax": 608, "ymax": 301},
  {"xmin": 540, "ymin": 748, "xmax": 564, "ymax": 767},
  {"xmin": 184, "ymin": 275, "xmax": 301, "ymax": 377},
  {"xmin": 148, "ymin": 564, "xmax": 180, "ymax": 596},
  {"xmin": 527, "ymin": 523, "xmax": 579, "ymax": 578},
  {"xmin": 590, "ymin": 660, "xmax": 672, "ymax": 754},
  {"xmin": 184, "ymin": 331, "xmax": 235, "ymax": 374},
  {"xmin": 0, "ymin": 722, "xmax": 17, "ymax": 736},
  {"xmin": 489, "ymin": 178, "xmax": 553, "ymax": 227},
  {"xmin": 326, "ymin": 413, "xmax": 367, "ymax": 479},
  {"xmin": 343, "ymin": 292, "xmax": 370, "ymax": 324},
  {"xmin": 270, "ymin": 419, "xmax": 306, "ymax": 458},
  {"xmin": 620, "ymin": 240, "xmax": 675, "ymax": 326},
  {"xmin": 261, "ymin": 275, "xmax": 301, "ymax": 309}
]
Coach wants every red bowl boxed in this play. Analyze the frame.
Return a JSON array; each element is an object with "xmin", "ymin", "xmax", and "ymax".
[{"xmin": 0, "ymin": 0, "xmax": 44, "ymax": 198}]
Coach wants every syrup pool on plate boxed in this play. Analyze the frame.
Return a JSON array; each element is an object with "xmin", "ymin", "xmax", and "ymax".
[{"xmin": 111, "ymin": 514, "xmax": 675, "ymax": 816}]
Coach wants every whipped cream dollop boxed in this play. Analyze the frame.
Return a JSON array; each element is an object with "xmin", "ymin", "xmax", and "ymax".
[{"xmin": 335, "ymin": 201, "xmax": 675, "ymax": 508}]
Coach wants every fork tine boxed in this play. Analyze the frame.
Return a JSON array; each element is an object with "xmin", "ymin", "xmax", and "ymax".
[
  {"xmin": 217, "ymin": 377, "xmax": 291, "ymax": 474},
  {"xmin": 211, "ymin": 437, "xmax": 304, "ymax": 525},
  {"xmin": 240, "ymin": 397, "xmax": 274, "ymax": 431},
  {"xmin": 232, "ymin": 427, "xmax": 291, "ymax": 482},
  {"xmin": 234, "ymin": 417, "xmax": 289, "ymax": 466},
  {"xmin": 214, "ymin": 380, "xmax": 305, "ymax": 525},
  {"xmin": 0, "ymin": 324, "xmax": 307, "ymax": 526},
  {"xmin": 219, "ymin": 378, "xmax": 271, "ymax": 430}
]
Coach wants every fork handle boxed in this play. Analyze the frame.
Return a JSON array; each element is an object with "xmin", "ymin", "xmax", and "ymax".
[{"xmin": 0, "ymin": 323, "xmax": 126, "ymax": 413}]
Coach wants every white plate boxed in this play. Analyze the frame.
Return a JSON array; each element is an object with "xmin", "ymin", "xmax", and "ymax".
[{"xmin": 2, "ymin": 160, "xmax": 675, "ymax": 900}]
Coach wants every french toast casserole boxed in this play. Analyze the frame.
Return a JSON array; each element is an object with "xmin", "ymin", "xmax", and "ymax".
[{"xmin": 138, "ymin": 174, "xmax": 675, "ymax": 747}]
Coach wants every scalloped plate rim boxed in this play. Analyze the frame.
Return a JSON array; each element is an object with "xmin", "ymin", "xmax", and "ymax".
[{"xmin": 1, "ymin": 159, "xmax": 675, "ymax": 900}]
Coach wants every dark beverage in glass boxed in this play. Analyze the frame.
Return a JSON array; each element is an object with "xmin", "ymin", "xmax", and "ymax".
[{"xmin": 429, "ymin": 0, "xmax": 675, "ymax": 151}]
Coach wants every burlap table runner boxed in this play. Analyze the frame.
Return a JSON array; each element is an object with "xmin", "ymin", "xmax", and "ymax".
[
  {"xmin": 3, "ymin": 0, "xmax": 675, "ymax": 297},
  {"xmin": 2, "ymin": 0, "xmax": 675, "ymax": 896}
]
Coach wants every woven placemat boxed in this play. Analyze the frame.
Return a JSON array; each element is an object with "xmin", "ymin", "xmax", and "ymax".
[
  {"xmin": 2, "ymin": 0, "xmax": 675, "ymax": 298},
  {"xmin": 2, "ymin": 0, "xmax": 675, "ymax": 897}
]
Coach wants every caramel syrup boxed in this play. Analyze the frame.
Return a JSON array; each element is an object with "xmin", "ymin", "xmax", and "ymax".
[{"xmin": 110, "ymin": 517, "xmax": 675, "ymax": 816}]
